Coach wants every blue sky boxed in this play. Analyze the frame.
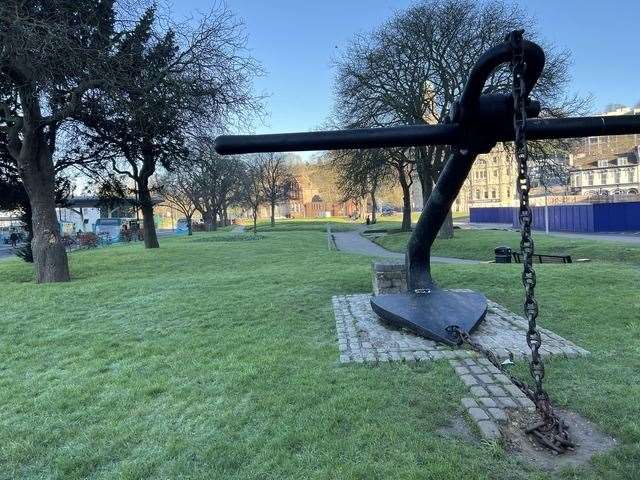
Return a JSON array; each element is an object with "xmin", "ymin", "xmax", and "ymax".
[{"xmin": 173, "ymin": 0, "xmax": 640, "ymax": 140}]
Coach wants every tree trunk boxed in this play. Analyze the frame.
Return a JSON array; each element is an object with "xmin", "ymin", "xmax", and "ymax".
[
  {"xmin": 138, "ymin": 184, "xmax": 159, "ymax": 248},
  {"xmin": 270, "ymin": 201, "xmax": 275, "ymax": 227},
  {"xmin": 19, "ymin": 141, "xmax": 70, "ymax": 283},
  {"xmin": 187, "ymin": 216, "xmax": 193, "ymax": 236},
  {"xmin": 438, "ymin": 210, "xmax": 454, "ymax": 239},
  {"xmin": 370, "ymin": 189, "xmax": 378, "ymax": 224},
  {"xmin": 211, "ymin": 209, "xmax": 219, "ymax": 231},
  {"xmin": 398, "ymin": 169, "xmax": 412, "ymax": 233},
  {"xmin": 253, "ymin": 210, "xmax": 258, "ymax": 233},
  {"xmin": 202, "ymin": 211, "xmax": 213, "ymax": 231}
]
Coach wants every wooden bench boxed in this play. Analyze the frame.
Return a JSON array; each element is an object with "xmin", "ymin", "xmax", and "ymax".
[{"xmin": 512, "ymin": 252, "xmax": 572, "ymax": 264}]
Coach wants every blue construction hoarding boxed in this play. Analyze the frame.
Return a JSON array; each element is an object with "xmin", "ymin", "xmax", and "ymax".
[{"xmin": 469, "ymin": 202, "xmax": 640, "ymax": 233}]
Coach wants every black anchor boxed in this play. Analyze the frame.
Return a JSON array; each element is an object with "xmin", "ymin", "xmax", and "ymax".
[{"xmin": 215, "ymin": 36, "xmax": 640, "ymax": 346}]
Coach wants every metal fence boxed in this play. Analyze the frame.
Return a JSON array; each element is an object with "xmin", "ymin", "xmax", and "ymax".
[{"xmin": 470, "ymin": 201, "xmax": 640, "ymax": 232}]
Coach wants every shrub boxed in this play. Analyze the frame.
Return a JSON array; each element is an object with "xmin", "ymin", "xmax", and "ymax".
[
  {"xmin": 15, "ymin": 243, "xmax": 33, "ymax": 263},
  {"xmin": 78, "ymin": 232, "xmax": 99, "ymax": 249}
]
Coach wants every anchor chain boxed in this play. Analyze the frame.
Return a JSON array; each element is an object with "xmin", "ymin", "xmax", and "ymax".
[{"xmin": 447, "ymin": 30, "xmax": 573, "ymax": 455}]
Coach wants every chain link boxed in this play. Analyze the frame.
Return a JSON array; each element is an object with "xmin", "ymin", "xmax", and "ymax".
[
  {"xmin": 509, "ymin": 30, "xmax": 547, "ymax": 402},
  {"xmin": 446, "ymin": 30, "xmax": 574, "ymax": 455}
]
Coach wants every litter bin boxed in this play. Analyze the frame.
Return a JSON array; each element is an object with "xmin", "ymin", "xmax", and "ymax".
[{"xmin": 494, "ymin": 246, "xmax": 512, "ymax": 263}]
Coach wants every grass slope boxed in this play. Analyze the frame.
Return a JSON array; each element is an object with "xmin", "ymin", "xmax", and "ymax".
[
  {"xmin": 374, "ymin": 228, "xmax": 640, "ymax": 264},
  {"xmin": 0, "ymin": 222, "xmax": 638, "ymax": 479}
]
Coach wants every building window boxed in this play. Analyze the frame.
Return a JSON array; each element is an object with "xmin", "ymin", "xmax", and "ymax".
[
  {"xmin": 475, "ymin": 190, "xmax": 480, "ymax": 200},
  {"xmin": 587, "ymin": 174, "xmax": 594, "ymax": 186},
  {"xmin": 597, "ymin": 159, "xmax": 608, "ymax": 168},
  {"xmin": 600, "ymin": 172, "xmax": 607, "ymax": 184},
  {"xmin": 484, "ymin": 191, "xmax": 488, "ymax": 199},
  {"xmin": 617, "ymin": 157, "xmax": 628, "ymax": 166},
  {"xmin": 615, "ymin": 171, "xmax": 621, "ymax": 184},
  {"xmin": 629, "ymin": 170, "xmax": 635, "ymax": 183},
  {"xmin": 491, "ymin": 190, "xmax": 496, "ymax": 199}
]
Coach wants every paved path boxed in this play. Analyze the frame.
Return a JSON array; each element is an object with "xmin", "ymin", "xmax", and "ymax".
[
  {"xmin": 0, "ymin": 244, "xmax": 19, "ymax": 260},
  {"xmin": 456, "ymin": 221, "xmax": 640, "ymax": 244},
  {"xmin": 332, "ymin": 230, "xmax": 481, "ymax": 265}
]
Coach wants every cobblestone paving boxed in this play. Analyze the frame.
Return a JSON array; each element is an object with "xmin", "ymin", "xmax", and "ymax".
[{"xmin": 332, "ymin": 293, "xmax": 589, "ymax": 440}]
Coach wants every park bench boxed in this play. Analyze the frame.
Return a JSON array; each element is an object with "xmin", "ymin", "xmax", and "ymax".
[{"xmin": 512, "ymin": 251, "xmax": 572, "ymax": 264}]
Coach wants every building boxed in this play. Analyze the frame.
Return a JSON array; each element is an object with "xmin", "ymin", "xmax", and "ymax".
[
  {"xmin": 568, "ymin": 106, "xmax": 640, "ymax": 199},
  {"xmin": 569, "ymin": 147, "xmax": 640, "ymax": 198},
  {"xmin": 411, "ymin": 144, "xmax": 518, "ymax": 213},
  {"xmin": 258, "ymin": 163, "xmax": 357, "ymax": 219},
  {"xmin": 574, "ymin": 106, "xmax": 640, "ymax": 161}
]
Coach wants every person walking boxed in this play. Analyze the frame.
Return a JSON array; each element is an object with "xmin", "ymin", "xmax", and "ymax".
[{"xmin": 9, "ymin": 230, "xmax": 18, "ymax": 248}]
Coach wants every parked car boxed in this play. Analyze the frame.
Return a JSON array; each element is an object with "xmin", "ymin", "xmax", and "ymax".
[{"xmin": 380, "ymin": 207, "xmax": 395, "ymax": 216}]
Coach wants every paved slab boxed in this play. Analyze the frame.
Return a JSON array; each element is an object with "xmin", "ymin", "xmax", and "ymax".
[
  {"xmin": 333, "ymin": 293, "xmax": 589, "ymax": 440},
  {"xmin": 0, "ymin": 244, "xmax": 19, "ymax": 260},
  {"xmin": 332, "ymin": 230, "xmax": 481, "ymax": 265},
  {"xmin": 333, "ymin": 293, "xmax": 588, "ymax": 363}
]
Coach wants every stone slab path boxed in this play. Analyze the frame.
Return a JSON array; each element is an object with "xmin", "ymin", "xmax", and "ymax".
[
  {"xmin": 332, "ymin": 293, "xmax": 589, "ymax": 441},
  {"xmin": 332, "ymin": 230, "xmax": 481, "ymax": 265}
]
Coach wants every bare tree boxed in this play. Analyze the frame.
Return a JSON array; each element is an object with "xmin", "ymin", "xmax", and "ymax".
[
  {"xmin": 331, "ymin": 149, "xmax": 395, "ymax": 226},
  {"xmin": 179, "ymin": 139, "xmax": 247, "ymax": 231},
  {"xmin": 160, "ymin": 172, "xmax": 198, "ymax": 235},
  {"xmin": 334, "ymin": 0, "xmax": 587, "ymax": 238},
  {"xmin": 240, "ymin": 159, "xmax": 265, "ymax": 233},
  {"xmin": 0, "ymin": 1, "xmax": 120, "ymax": 282},
  {"xmin": 77, "ymin": 5, "xmax": 262, "ymax": 248},
  {"xmin": 256, "ymin": 153, "xmax": 295, "ymax": 227}
]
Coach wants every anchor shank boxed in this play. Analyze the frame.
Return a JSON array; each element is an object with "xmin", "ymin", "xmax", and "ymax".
[{"xmin": 406, "ymin": 147, "xmax": 486, "ymax": 290}]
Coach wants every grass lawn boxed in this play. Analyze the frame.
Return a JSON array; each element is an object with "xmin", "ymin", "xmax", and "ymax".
[
  {"xmin": 0, "ymin": 222, "xmax": 639, "ymax": 479},
  {"xmin": 374, "ymin": 228, "xmax": 640, "ymax": 264},
  {"xmin": 409, "ymin": 211, "xmax": 469, "ymax": 222},
  {"xmin": 246, "ymin": 217, "xmax": 358, "ymax": 233}
]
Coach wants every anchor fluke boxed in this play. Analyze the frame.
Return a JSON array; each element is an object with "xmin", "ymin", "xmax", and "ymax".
[{"xmin": 370, "ymin": 288, "xmax": 487, "ymax": 347}]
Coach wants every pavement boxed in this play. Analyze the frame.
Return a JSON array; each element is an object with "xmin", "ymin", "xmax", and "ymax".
[
  {"xmin": 455, "ymin": 221, "xmax": 640, "ymax": 244},
  {"xmin": 331, "ymin": 229, "xmax": 482, "ymax": 265},
  {"xmin": 0, "ymin": 243, "xmax": 19, "ymax": 261}
]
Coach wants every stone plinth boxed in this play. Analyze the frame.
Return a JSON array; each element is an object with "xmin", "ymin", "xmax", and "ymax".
[{"xmin": 372, "ymin": 261, "xmax": 407, "ymax": 295}]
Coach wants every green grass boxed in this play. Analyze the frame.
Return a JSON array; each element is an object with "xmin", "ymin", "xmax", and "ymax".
[
  {"xmin": 244, "ymin": 217, "xmax": 358, "ymax": 233},
  {"xmin": 0, "ymin": 227, "xmax": 639, "ymax": 479},
  {"xmin": 374, "ymin": 228, "xmax": 640, "ymax": 264},
  {"xmin": 409, "ymin": 211, "xmax": 469, "ymax": 222}
]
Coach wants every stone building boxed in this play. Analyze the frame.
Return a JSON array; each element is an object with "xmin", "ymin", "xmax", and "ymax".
[
  {"xmin": 569, "ymin": 147, "xmax": 640, "ymax": 197},
  {"xmin": 411, "ymin": 144, "xmax": 518, "ymax": 213},
  {"xmin": 259, "ymin": 163, "xmax": 358, "ymax": 219},
  {"xmin": 568, "ymin": 106, "xmax": 640, "ymax": 199}
]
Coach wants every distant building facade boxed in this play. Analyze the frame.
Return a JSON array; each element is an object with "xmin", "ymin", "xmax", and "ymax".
[
  {"xmin": 569, "ymin": 147, "xmax": 640, "ymax": 197},
  {"xmin": 258, "ymin": 164, "xmax": 357, "ymax": 219},
  {"xmin": 568, "ymin": 107, "xmax": 640, "ymax": 199},
  {"xmin": 411, "ymin": 144, "xmax": 518, "ymax": 213}
]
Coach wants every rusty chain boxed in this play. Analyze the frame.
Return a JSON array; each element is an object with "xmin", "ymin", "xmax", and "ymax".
[{"xmin": 447, "ymin": 30, "xmax": 573, "ymax": 455}]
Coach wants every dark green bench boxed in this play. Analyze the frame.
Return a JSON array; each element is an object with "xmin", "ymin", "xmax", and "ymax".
[{"xmin": 512, "ymin": 252, "xmax": 572, "ymax": 264}]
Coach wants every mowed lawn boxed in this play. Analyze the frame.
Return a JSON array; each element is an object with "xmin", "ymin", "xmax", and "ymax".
[
  {"xmin": 0, "ymin": 223, "xmax": 639, "ymax": 479},
  {"xmin": 374, "ymin": 228, "xmax": 640, "ymax": 264}
]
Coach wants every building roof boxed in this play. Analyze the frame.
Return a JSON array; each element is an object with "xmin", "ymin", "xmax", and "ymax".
[{"xmin": 571, "ymin": 147, "xmax": 639, "ymax": 171}]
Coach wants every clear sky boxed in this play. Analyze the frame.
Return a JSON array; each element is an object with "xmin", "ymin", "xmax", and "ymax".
[{"xmin": 173, "ymin": 0, "xmax": 640, "ymax": 142}]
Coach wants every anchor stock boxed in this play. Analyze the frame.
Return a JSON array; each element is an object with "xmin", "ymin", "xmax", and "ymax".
[{"xmin": 214, "ymin": 115, "xmax": 640, "ymax": 155}]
